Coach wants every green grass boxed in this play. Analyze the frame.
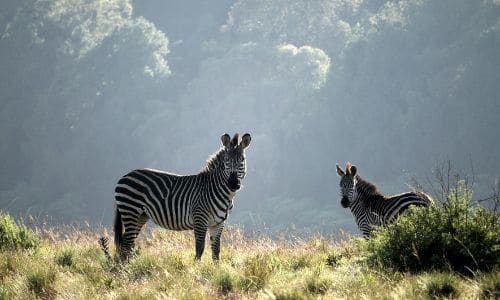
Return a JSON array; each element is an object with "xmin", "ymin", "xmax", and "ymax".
[
  {"xmin": 26, "ymin": 265, "xmax": 57, "ymax": 298},
  {"xmin": 478, "ymin": 272, "xmax": 500, "ymax": 299},
  {"xmin": 425, "ymin": 273, "xmax": 459, "ymax": 299},
  {"xmin": 55, "ymin": 247, "xmax": 76, "ymax": 267},
  {"xmin": 0, "ymin": 213, "xmax": 498, "ymax": 299}
]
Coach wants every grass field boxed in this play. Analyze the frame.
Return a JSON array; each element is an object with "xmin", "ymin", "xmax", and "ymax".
[{"xmin": 0, "ymin": 222, "xmax": 498, "ymax": 300}]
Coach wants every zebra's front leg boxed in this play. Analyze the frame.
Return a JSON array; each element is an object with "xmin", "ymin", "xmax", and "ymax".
[
  {"xmin": 209, "ymin": 222, "xmax": 225, "ymax": 262},
  {"xmin": 193, "ymin": 219, "xmax": 208, "ymax": 260}
]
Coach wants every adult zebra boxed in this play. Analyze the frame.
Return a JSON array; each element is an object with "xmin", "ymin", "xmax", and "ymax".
[
  {"xmin": 110, "ymin": 133, "xmax": 251, "ymax": 261},
  {"xmin": 336, "ymin": 162, "xmax": 432, "ymax": 237}
]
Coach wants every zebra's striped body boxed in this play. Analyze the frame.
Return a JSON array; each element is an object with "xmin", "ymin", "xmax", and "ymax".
[
  {"xmin": 114, "ymin": 133, "xmax": 251, "ymax": 261},
  {"xmin": 336, "ymin": 162, "xmax": 432, "ymax": 237}
]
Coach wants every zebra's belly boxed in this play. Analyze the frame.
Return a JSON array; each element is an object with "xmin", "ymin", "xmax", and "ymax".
[
  {"xmin": 144, "ymin": 205, "xmax": 194, "ymax": 231},
  {"xmin": 157, "ymin": 223, "xmax": 194, "ymax": 231}
]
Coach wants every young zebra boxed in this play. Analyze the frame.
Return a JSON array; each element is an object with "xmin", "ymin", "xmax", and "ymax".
[
  {"xmin": 109, "ymin": 133, "xmax": 251, "ymax": 261},
  {"xmin": 336, "ymin": 162, "xmax": 432, "ymax": 237}
]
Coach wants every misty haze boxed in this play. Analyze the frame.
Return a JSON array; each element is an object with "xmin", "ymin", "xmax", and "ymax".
[{"xmin": 1, "ymin": 0, "xmax": 499, "ymax": 237}]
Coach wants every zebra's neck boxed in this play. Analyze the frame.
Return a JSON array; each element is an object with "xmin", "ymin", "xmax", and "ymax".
[
  {"xmin": 202, "ymin": 147, "xmax": 226, "ymax": 173},
  {"xmin": 200, "ymin": 148, "xmax": 235, "ymax": 205},
  {"xmin": 349, "ymin": 176, "xmax": 385, "ymax": 231},
  {"xmin": 353, "ymin": 176, "xmax": 385, "ymax": 204}
]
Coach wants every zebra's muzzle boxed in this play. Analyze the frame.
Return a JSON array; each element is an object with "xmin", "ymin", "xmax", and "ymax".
[
  {"xmin": 228, "ymin": 173, "xmax": 241, "ymax": 190},
  {"xmin": 341, "ymin": 196, "xmax": 350, "ymax": 208}
]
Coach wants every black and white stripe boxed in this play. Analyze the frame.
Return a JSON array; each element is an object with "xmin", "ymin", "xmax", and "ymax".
[
  {"xmin": 336, "ymin": 162, "xmax": 432, "ymax": 237},
  {"xmin": 113, "ymin": 133, "xmax": 251, "ymax": 261}
]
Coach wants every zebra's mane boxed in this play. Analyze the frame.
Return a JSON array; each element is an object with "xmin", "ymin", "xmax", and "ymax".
[
  {"xmin": 201, "ymin": 147, "xmax": 226, "ymax": 173},
  {"xmin": 356, "ymin": 175, "xmax": 384, "ymax": 198},
  {"xmin": 355, "ymin": 176, "xmax": 387, "ymax": 211}
]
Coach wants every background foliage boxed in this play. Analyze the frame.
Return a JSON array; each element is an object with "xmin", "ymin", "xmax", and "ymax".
[{"xmin": 0, "ymin": 0, "xmax": 499, "ymax": 234}]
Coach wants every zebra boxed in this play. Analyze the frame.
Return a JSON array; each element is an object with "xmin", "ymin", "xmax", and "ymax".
[
  {"xmin": 109, "ymin": 133, "xmax": 251, "ymax": 262},
  {"xmin": 336, "ymin": 162, "xmax": 432, "ymax": 237}
]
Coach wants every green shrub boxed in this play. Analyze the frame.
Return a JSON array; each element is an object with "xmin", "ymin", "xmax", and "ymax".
[
  {"xmin": 365, "ymin": 181, "xmax": 500, "ymax": 273},
  {"xmin": 0, "ymin": 212, "xmax": 39, "ymax": 251}
]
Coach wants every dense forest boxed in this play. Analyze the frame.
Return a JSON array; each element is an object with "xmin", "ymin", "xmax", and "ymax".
[{"xmin": 0, "ymin": 0, "xmax": 499, "ymax": 234}]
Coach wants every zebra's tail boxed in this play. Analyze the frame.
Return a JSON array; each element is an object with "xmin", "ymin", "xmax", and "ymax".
[
  {"xmin": 99, "ymin": 236, "xmax": 112, "ymax": 262},
  {"xmin": 420, "ymin": 192, "xmax": 435, "ymax": 206},
  {"xmin": 114, "ymin": 206, "xmax": 123, "ymax": 258}
]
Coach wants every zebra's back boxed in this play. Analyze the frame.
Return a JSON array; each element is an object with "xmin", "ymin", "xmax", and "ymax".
[
  {"xmin": 114, "ymin": 168, "xmax": 198, "ymax": 231},
  {"xmin": 383, "ymin": 191, "xmax": 432, "ymax": 223}
]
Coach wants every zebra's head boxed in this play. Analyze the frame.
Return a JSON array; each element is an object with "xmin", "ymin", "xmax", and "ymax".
[
  {"xmin": 336, "ymin": 162, "xmax": 358, "ymax": 208},
  {"xmin": 220, "ymin": 133, "xmax": 251, "ymax": 190}
]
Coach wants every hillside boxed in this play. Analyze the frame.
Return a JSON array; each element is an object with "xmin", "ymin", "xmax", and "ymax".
[{"xmin": 0, "ymin": 222, "xmax": 498, "ymax": 299}]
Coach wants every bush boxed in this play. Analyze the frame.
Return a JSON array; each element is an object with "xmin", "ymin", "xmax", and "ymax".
[
  {"xmin": 365, "ymin": 181, "xmax": 500, "ymax": 273},
  {"xmin": 0, "ymin": 211, "xmax": 39, "ymax": 251}
]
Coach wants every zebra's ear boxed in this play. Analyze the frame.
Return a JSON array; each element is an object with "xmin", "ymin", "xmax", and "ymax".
[
  {"xmin": 345, "ymin": 161, "xmax": 352, "ymax": 175},
  {"xmin": 221, "ymin": 133, "xmax": 231, "ymax": 148},
  {"xmin": 336, "ymin": 164, "xmax": 345, "ymax": 176},
  {"xmin": 350, "ymin": 165, "xmax": 357, "ymax": 176},
  {"xmin": 241, "ymin": 133, "xmax": 251, "ymax": 149}
]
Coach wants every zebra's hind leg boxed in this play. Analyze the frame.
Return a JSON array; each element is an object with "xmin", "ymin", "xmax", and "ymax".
[{"xmin": 120, "ymin": 212, "xmax": 149, "ymax": 261}]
